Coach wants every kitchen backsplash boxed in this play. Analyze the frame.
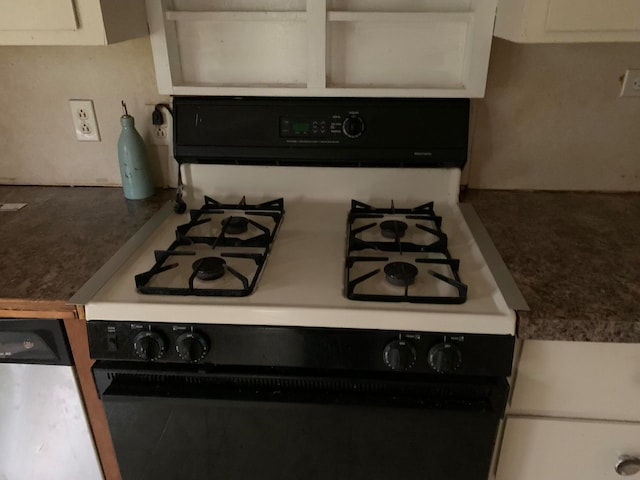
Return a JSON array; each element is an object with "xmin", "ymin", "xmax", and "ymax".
[
  {"xmin": 0, "ymin": 37, "xmax": 639, "ymax": 191},
  {"xmin": 468, "ymin": 39, "xmax": 640, "ymax": 191},
  {"xmin": 0, "ymin": 38, "xmax": 171, "ymax": 188}
]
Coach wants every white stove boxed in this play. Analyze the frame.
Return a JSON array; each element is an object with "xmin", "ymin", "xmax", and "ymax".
[{"xmin": 80, "ymin": 164, "xmax": 517, "ymax": 335}]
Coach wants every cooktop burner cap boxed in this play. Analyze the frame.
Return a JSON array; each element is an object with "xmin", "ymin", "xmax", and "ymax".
[
  {"xmin": 384, "ymin": 262, "xmax": 419, "ymax": 287},
  {"xmin": 380, "ymin": 220, "xmax": 408, "ymax": 239},
  {"xmin": 221, "ymin": 216, "xmax": 249, "ymax": 235},
  {"xmin": 192, "ymin": 257, "xmax": 226, "ymax": 281}
]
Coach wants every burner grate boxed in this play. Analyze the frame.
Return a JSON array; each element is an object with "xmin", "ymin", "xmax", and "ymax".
[
  {"xmin": 346, "ymin": 200, "xmax": 468, "ymax": 304},
  {"xmin": 134, "ymin": 196, "xmax": 283, "ymax": 296}
]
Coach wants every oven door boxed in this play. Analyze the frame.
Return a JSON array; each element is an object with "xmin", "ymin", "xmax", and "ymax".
[{"xmin": 94, "ymin": 363, "xmax": 508, "ymax": 480}]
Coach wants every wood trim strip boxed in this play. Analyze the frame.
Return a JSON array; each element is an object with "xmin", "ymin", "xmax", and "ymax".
[
  {"xmin": 0, "ymin": 298, "xmax": 76, "ymax": 313},
  {"xmin": 64, "ymin": 309, "xmax": 122, "ymax": 480}
]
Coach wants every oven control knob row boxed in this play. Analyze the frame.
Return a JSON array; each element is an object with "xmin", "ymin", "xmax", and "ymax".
[
  {"xmin": 427, "ymin": 343, "xmax": 462, "ymax": 374},
  {"xmin": 342, "ymin": 115, "xmax": 365, "ymax": 138},
  {"xmin": 383, "ymin": 340, "xmax": 417, "ymax": 371},
  {"xmin": 176, "ymin": 332, "xmax": 209, "ymax": 363},
  {"xmin": 133, "ymin": 331, "xmax": 166, "ymax": 361}
]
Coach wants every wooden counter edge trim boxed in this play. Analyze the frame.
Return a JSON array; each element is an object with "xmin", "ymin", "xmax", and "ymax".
[
  {"xmin": 0, "ymin": 298, "xmax": 77, "ymax": 313},
  {"xmin": 65, "ymin": 307, "xmax": 122, "ymax": 480}
]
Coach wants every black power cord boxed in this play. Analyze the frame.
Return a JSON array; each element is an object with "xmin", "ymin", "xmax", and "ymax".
[
  {"xmin": 151, "ymin": 103, "xmax": 174, "ymax": 125},
  {"xmin": 151, "ymin": 103, "xmax": 184, "ymax": 214}
]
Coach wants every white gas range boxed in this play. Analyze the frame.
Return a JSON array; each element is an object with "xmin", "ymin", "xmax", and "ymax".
[
  {"xmin": 81, "ymin": 164, "xmax": 517, "ymax": 335},
  {"xmin": 72, "ymin": 97, "xmax": 526, "ymax": 480},
  {"xmin": 76, "ymin": 97, "xmax": 522, "ymax": 335}
]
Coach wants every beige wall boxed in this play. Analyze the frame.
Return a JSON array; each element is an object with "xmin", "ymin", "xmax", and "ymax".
[
  {"xmin": 469, "ymin": 39, "xmax": 640, "ymax": 191},
  {"xmin": 0, "ymin": 37, "xmax": 171, "ymax": 187},
  {"xmin": 1, "ymin": 36, "xmax": 640, "ymax": 191}
]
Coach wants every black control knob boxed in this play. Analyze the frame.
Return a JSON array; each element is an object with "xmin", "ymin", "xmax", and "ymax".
[
  {"xmin": 176, "ymin": 332, "xmax": 209, "ymax": 362},
  {"xmin": 383, "ymin": 339, "xmax": 417, "ymax": 371},
  {"xmin": 342, "ymin": 115, "xmax": 365, "ymax": 138},
  {"xmin": 428, "ymin": 343, "xmax": 462, "ymax": 374},
  {"xmin": 133, "ymin": 331, "xmax": 166, "ymax": 361}
]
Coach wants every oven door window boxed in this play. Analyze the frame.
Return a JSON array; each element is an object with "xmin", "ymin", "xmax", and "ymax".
[{"xmin": 96, "ymin": 366, "xmax": 507, "ymax": 480}]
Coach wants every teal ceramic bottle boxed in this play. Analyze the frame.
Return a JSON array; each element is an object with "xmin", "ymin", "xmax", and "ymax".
[{"xmin": 117, "ymin": 101, "xmax": 154, "ymax": 200}]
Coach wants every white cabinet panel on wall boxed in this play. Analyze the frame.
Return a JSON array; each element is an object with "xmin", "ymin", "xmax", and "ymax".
[
  {"xmin": 496, "ymin": 417, "xmax": 640, "ymax": 480},
  {"xmin": 509, "ymin": 340, "xmax": 640, "ymax": 422},
  {"xmin": 494, "ymin": 0, "xmax": 640, "ymax": 43},
  {"xmin": 147, "ymin": 0, "xmax": 498, "ymax": 97},
  {"xmin": 0, "ymin": 0, "xmax": 149, "ymax": 45}
]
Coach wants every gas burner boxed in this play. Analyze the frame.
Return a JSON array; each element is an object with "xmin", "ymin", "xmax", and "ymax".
[
  {"xmin": 192, "ymin": 257, "xmax": 226, "ymax": 281},
  {"xmin": 384, "ymin": 262, "xmax": 418, "ymax": 287},
  {"xmin": 346, "ymin": 200, "xmax": 467, "ymax": 303},
  {"xmin": 221, "ymin": 216, "xmax": 249, "ymax": 235},
  {"xmin": 380, "ymin": 220, "xmax": 408, "ymax": 239},
  {"xmin": 134, "ymin": 196, "xmax": 284, "ymax": 297}
]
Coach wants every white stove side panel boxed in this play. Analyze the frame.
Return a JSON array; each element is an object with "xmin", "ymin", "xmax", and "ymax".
[
  {"xmin": 87, "ymin": 302, "xmax": 516, "ymax": 335},
  {"xmin": 182, "ymin": 165, "xmax": 462, "ymax": 206}
]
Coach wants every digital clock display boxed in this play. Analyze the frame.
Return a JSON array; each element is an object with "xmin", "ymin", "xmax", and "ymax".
[
  {"xmin": 292, "ymin": 122, "xmax": 310, "ymax": 133},
  {"xmin": 280, "ymin": 116, "xmax": 331, "ymax": 137}
]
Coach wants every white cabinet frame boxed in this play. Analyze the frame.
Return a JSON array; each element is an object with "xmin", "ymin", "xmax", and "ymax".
[{"xmin": 147, "ymin": 0, "xmax": 497, "ymax": 97}]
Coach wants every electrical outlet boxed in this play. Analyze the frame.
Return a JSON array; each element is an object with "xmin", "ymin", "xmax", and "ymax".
[
  {"xmin": 620, "ymin": 69, "xmax": 640, "ymax": 97},
  {"xmin": 145, "ymin": 103, "xmax": 171, "ymax": 146},
  {"xmin": 69, "ymin": 99, "xmax": 100, "ymax": 141},
  {"xmin": 153, "ymin": 125, "xmax": 169, "ymax": 145}
]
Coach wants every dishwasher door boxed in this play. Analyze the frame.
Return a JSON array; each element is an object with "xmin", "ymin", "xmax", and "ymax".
[{"xmin": 0, "ymin": 318, "xmax": 102, "ymax": 480}]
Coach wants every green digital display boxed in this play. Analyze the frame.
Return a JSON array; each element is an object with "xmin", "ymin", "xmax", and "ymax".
[{"xmin": 292, "ymin": 122, "xmax": 310, "ymax": 133}]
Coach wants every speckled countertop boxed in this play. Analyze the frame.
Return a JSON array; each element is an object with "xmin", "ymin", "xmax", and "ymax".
[
  {"xmin": 463, "ymin": 190, "xmax": 640, "ymax": 343},
  {"xmin": 0, "ymin": 186, "xmax": 172, "ymax": 305},
  {"xmin": 1, "ymin": 186, "xmax": 638, "ymax": 342}
]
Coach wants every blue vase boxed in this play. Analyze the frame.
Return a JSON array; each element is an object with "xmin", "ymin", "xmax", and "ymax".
[{"xmin": 117, "ymin": 114, "xmax": 154, "ymax": 200}]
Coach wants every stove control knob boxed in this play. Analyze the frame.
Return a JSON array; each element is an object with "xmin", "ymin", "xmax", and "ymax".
[
  {"xmin": 133, "ymin": 331, "xmax": 166, "ymax": 361},
  {"xmin": 342, "ymin": 115, "xmax": 365, "ymax": 138},
  {"xmin": 428, "ymin": 343, "xmax": 462, "ymax": 374},
  {"xmin": 383, "ymin": 340, "xmax": 417, "ymax": 371},
  {"xmin": 176, "ymin": 332, "xmax": 209, "ymax": 363}
]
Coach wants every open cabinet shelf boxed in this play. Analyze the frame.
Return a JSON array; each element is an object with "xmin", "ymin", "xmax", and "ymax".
[{"xmin": 147, "ymin": 0, "xmax": 497, "ymax": 97}]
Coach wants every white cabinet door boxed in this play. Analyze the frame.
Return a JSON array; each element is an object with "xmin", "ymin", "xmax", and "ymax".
[
  {"xmin": 0, "ymin": 0, "xmax": 148, "ymax": 45},
  {"xmin": 496, "ymin": 418, "xmax": 640, "ymax": 480},
  {"xmin": 510, "ymin": 340, "xmax": 640, "ymax": 422},
  {"xmin": 0, "ymin": 0, "xmax": 77, "ymax": 31},
  {"xmin": 494, "ymin": 0, "xmax": 640, "ymax": 43}
]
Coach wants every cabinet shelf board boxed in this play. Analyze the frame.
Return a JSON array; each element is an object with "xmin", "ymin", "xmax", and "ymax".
[
  {"xmin": 166, "ymin": 10, "xmax": 307, "ymax": 22},
  {"xmin": 327, "ymin": 11, "xmax": 471, "ymax": 23},
  {"xmin": 172, "ymin": 84, "xmax": 309, "ymax": 96}
]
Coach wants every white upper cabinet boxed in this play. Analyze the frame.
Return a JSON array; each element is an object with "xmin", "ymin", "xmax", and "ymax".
[
  {"xmin": 495, "ymin": 0, "xmax": 640, "ymax": 43},
  {"xmin": 0, "ymin": 0, "xmax": 149, "ymax": 45},
  {"xmin": 147, "ymin": 0, "xmax": 498, "ymax": 97}
]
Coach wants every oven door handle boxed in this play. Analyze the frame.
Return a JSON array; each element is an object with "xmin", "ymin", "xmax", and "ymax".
[{"xmin": 94, "ymin": 365, "xmax": 509, "ymax": 414}]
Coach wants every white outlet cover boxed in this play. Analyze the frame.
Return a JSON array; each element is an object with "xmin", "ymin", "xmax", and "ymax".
[
  {"xmin": 620, "ymin": 69, "xmax": 640, "ymax": 97},
  {"xmin": 69, "ymin": 99, "xmax": 101, "ymax": 141}
]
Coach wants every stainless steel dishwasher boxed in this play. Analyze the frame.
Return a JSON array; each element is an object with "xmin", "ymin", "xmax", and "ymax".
[{"xmin": 0, "ymin": 318, "xmax": 102, "ymax": 480}]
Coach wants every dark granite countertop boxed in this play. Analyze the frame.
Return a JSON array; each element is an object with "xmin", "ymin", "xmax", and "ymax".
[
  {"xmin": 463, "ymin": 190, "xmax": 640, "ymax": 343},
  {"xmin": 0, "ymin": 186, "xmax": 172, "ymax": 305},
  {"xmin": 1, "ymin": 186, "xmax": 638, "ymax": 342}
]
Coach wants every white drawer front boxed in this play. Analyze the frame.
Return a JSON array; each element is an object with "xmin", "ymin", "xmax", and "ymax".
[
  {"xmin": 497, "ymin": 417, "xmax": 640, "ymax": 480},
  {"xmin": 510, "ymin": 340, "xmax": 640, "ymax": 421}
]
